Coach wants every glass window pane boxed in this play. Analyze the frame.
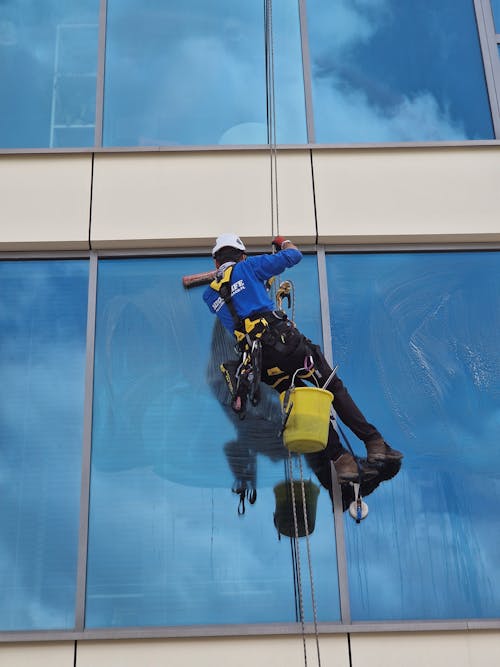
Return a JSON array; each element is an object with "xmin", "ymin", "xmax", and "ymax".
[
  {"xmin": 491, "ymin": 0, "xmax": 500, "ymax": 31},
  {"xmin": 307, "ymin": 0, "xmax": 494, "ymax": 142},
  {"xmin": 327, "ymin": 251, "xmax": 500, "ymax": 620},
  {"xmin": 86, "ymin": 255, "xmax": 340, "ymax": 628},
  {"xmin": 103, "ymin": 0, "xmax": 306, "ymax": 146},
  {"xmin": 0, "ymin": 260, "xmax": 89, "ymax": 630},
  {"xmin": 0, "ymin": 1, "xmax": 100, "ymax": 149},
  {"xmin": 265, "ymin": 0, "xmax": 308, "ymax": 145}
]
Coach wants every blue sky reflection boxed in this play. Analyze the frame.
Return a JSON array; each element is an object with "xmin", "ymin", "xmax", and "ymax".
[
  {"xmin": 0, "ymin": 260, "xmax": 88, "ymax": 630},
  {"xmin": 0, "ymin": 0, "xmax": 99, "ymax": 148},
  {"xmin": 307, "ymin": 0, "xmax": 494, "ymax": 142},
  {"xmin": 327, "ymin": 251, "xmax": 500, "ymax": 620},
  {"xmin": 86, "ymin": 255, "xmax": 340, "ymax": 627},
  {"xmin": 103, "ymin": 0, "xmax": 306, "ymax": 146}
]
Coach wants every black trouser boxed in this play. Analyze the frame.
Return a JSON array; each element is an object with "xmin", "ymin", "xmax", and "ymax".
[{"xmin": 259, "ymin": 316, "xmax": 382, "ymax": 461}]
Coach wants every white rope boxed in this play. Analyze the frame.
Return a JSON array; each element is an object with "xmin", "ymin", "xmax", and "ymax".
[
  {"xmin": 287, "ymin": 452, "xmax": 308, "ymax": 665},
  {"xmin": 265, "ymin": 8, "xmax": 322, "ymax": 660},
  {"xmin": 287, "ymin": 453, "xmax": 322, "ymax": 667},
  {"xmin": 298, "ymin": 455, "xmax": 322, "ymax": 667},
  {"xmin": 264, "ymin": 0, "xmax": 280, "ymax": 238}
]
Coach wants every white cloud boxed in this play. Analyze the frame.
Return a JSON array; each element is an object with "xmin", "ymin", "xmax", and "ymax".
[{"xmin": 314, "ymin": 80, "xmax": 466, "ymax": 142}]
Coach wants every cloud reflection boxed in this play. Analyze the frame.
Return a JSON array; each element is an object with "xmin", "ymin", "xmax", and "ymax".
[{"xmin": 309, "ymin": 0, "xmax": 491, "ymax": 141}]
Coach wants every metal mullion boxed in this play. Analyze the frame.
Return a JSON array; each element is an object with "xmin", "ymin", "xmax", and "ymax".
[
  {"xmin": 298, "ymin": 0, "xmax": 316, "ymax": 143},
  {"xmin": 316, "ymin": 246, "xmax": 351, "ymax": 625},
  {"xmin": 74, "ymin": 251, "xmax": 98, "ymax": 631},
  {"xmin": 2, "ymin": 140, "xmax": 500, "ymax": 157},
  {"xmin": 94, "ymin": 0, "xmax": 108, "ymax": 147},
  {"xmin": 474, "ymin": 0, "xmax": 500, "ymax": 137},
  {"xmin": 0, "ymin": 251, "xmax": 90, "ymax": 260},
  {"xmin": 2, "ymin": 617, "xmax": 500, "ymax": 643},
  {"xmin": 318, "ymin": 242, "xmax": 500, "ymax": 253}
]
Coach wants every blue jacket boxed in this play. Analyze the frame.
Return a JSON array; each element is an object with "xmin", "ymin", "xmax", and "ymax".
[{"xmin": 203, "ymin": 248, "xmax": 303, "ymax": 332}]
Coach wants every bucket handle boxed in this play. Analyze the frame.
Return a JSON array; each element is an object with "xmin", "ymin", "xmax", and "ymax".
[
  {"xmin": 279, "ymin": 360, "xmax": 318, "ymax": 438},
  {"xmin": 278, "ymin": 360, "xmax": 315, "ymax": 437},
  {"xmin": 278, "ymin": 386, "xmax": 294, "ymax": 437},
  {"xmin": 279, "ymin": 361, "xmax": 336, "ymax": 439}
]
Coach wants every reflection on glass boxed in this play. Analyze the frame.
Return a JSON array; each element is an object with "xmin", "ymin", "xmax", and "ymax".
[
  {"xmin": 327, "ymin": 251, "xmax": 500, "ymax": 620},
  {"xmin": 262, "ymin": 0, "xmax": 307, "ymax": 145},
  {"xmin": 491, "ymin": 0, "xmax": 500, "ymax": 31},
  {"xmin": 0, "ymin": 1, "xmax": 99, "ymax": 149},
  {"xmin": 103, "ymin": 0, "xmax": 306, "ymax": 146},
  {"xmin": 307, "ymin": 0, "xmax": 494, "ymax": 142},
  {"xmin": 86, "ymin": 255, "xmax": 340, "ymax": 628},
  {"xmin": 0, "ymin": 260, "xmax": 88, "ymax": 630}
]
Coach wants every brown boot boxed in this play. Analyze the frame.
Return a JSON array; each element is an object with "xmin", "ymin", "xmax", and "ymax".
[
  {"xmin": 366, "ymin": 438, "xmax": 403, "ymax": 463},
  {"xmin": 333, "ymin": 453, "xmax": 361, "ymax": 482}
]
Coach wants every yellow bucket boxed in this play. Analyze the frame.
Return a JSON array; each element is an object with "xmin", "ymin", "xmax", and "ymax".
[
  {"xmin": 273, "ymin": 480, "xmax": 320, "ymax": 538},
  {"xmin": 280, "ymin": 386, "xmax": 333, "ymax": 453}
]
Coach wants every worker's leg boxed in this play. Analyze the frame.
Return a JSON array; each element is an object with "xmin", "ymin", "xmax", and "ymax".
[
  {"xmin": 268, "ymin": 372, "xmax": 362, "ymax": 481},
  {"xmin": 305, "ymin": 342, "xmax": 380, "ymax": 440},
  {"xmin": 304, "ymin": 342, "xmax": 403, "ymax": 463},
  {"xmin": 260, "ymin": 332, "xmax": 372, "ymax": 481},
  {"xmin": 327, "ymin": 375, "xmax": 382, "ymax": 442},
  {"xmin": 259, "ymin": 319, "xmax": 401, "ymax": 466}
]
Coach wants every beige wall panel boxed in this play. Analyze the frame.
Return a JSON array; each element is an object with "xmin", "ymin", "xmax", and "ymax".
[
  {"xmin": 77, "ymin": 635, "xmax": 348, "ymax": 667},
  {"xmin": 90, "ymin": 151, "xmax": 315, "ymax": 249},
  {"xmin": 0, "ymin": 642, "xmax": 74, "ymax": 667},
  {"xmin": 350, "ymin": 630, "xmax": 500, "ymax": 667},
  {"xmin": 313, "ymin": 147, "xmax": 500, "ymax": 243},
  {"xmin": 0, "ymin": 155, "xmax": 92, "ymax": 250}
]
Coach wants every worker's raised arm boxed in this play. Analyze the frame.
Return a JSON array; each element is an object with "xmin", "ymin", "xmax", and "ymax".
[
  {"xmin": 247, "ymin": 236, "xmax": 302, "ymax": 281},
  {"xmin": 272, "ymin": 236, "xmax": 299, "ymax": 252}
]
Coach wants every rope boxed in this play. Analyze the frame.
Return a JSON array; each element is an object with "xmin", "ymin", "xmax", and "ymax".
[
  {"xmin": 287, "ymin": 452, "xmax": 322, "ymax": 667},
  {"xmin": 298, "ymin": 455, "xmax": 322, "ymax": 667},
  {"xmin": 264, "ymin": 0, "xmax": 280, "ymax": 238},
  {"xmin": 336, "ymin": 418, "xmax": 363, "ymax": 482},
  {"xmin": 287, "ymin": 452, "xmax": 308, "ymax": 665},
  {"xmin": 264, "ymin": 5, "xmax": 321, "ymax": 661}
]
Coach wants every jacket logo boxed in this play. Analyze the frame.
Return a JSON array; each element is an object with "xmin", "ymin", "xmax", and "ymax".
[
  {"xmin": 212, "ymin": 296, "xmax": 224, "ymax": 312},
  {"xmin": 212, "ymin": 279, "xmax": 246, "ymax": 312},
  {"xmin": 231, "ymin": 279, "xmax": 245, "ymax": 296}
]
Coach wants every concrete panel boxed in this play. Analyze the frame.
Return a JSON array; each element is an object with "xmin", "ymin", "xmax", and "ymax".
[
  {"xmin": 313, "ymin": 146, "xmax": 500, "ymax": 244},
  {"xmin": 76, "ymin": 635, "xmax": 349, "ymax": 667},
  {"xmin": 350, "ymin": 630, "xmax": 500, "ymax": 667},
  {"xmin": 90, "ymin": 150, "xmax": 316, "ymax": 249},
  {"xmin": 0, "ymin": 155, "xmax": 92, "ymax": 250},
  {"xmin": 0, "ymin": 642, "xmax": 74, "ymax": 667}
]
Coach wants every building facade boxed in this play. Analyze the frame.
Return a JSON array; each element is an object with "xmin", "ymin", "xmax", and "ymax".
[{"xmin": 1, "ymin": 1, "xmax": 500, "ymax": 666}]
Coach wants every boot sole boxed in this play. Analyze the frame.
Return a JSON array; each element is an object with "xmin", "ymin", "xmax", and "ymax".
[
  {"xmin": 367, "ymin": 452, "xmax": 404, "ymax": 463},
  {"xmin": 336, "ymin": 468, "xmax": 379, "ymax": 482}
]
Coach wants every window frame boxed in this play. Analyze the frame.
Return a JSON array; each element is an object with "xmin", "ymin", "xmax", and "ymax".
[
  {"xmin": 0, "ymin": 244, "xmax": 500, "ymax": 641},
  {"xmin": 1, "ymin": 0, "xmax": 500, "ymax": 152}
]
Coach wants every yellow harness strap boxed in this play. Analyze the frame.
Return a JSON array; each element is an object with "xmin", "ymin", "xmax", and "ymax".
[
  {"xmin": 210, "ymin": 267, "xmax": 270, "ymax": 344},
  {"xmin": 210, "ymin": 265, "xmax": 234, "ymax": 293}
]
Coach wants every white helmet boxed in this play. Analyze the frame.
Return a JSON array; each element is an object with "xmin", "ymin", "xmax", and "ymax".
[{"xmin": 211, "ymin": 233, "xmax": 246, "ymax": 257}]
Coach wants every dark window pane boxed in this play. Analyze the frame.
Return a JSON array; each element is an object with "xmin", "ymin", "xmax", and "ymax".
[
  {"xmin": 0, "ymin": 260, "xmax": 89, "ymax": 630},
  {"xmin": 86, "ymin": 255, "xmax": 339, "ymax": 627},
  {"xmin": 0, "ymin": 1, "xmax": 99, "ymax": 149},
  {"xmin": 307, "ymin": 0, "xmax": 494, "ymax": 142},
  {"xmin": 327, "ymin": 251, "xmax": 500, "ymax": 620},
  {"xmin": 103, "ymin": 0, "xmax": 306, "ymax": 146}
]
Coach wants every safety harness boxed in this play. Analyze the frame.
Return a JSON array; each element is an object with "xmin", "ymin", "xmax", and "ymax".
[
  {"xmin": 210, "ymin": 265, "xmax": 264, "ymax": 418},
  {"xmin": 211, "ymin": 266, "xmax": 316, "ymax": 418}
]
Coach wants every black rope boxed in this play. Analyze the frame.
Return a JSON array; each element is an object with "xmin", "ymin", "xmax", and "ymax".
[
  {"xmin": 335, "ymin": 418, "xmax": 363, "ymax": 483},
  {"xmin": 285, "ymin": 459, "xmax": 301, "ymax": 621}
]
